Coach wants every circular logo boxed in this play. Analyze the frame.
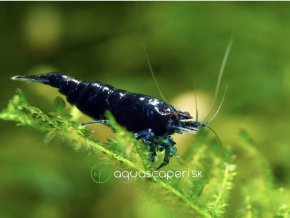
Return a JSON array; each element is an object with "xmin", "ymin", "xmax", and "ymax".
[{"xmin": 91, "ymin": 164, "xmax": 111, "ymax": 184}]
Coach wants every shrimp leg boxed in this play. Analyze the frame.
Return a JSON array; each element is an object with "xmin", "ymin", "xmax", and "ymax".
[
  {"xmin": 135, "ymin": 129, "xmax": 154, "ymax": 140},
  {"xmin": 81, "ymin": 120, "xmax": 110, "ymax": 126},
  {"xmin": 134, "ymin": 129, "xmax": 158, "ymax": 162},
  {"xmin": 156, "ymin": 135, "xmax": 176, "ymax": 170}
]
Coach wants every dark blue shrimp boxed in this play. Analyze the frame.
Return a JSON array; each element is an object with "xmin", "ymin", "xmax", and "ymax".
[
  {"xmin": 12, "ymin": 72, "xmax": 207, "ymax": 169},
  {"xmin": 12, "ymin": 39, "xmax": 232, "ymax": 169}
]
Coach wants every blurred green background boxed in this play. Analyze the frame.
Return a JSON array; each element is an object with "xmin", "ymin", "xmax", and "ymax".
[{"xmin": 0, "ymin": 2, "xmax": 290, "ymax": 218}]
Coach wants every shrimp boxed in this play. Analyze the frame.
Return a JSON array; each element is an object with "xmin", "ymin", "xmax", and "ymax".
[{"xmin": 12, "ymin": 39, "xmax": 233, "ymax": 170}]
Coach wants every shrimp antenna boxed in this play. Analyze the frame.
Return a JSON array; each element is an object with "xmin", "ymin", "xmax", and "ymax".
[
  {"xmin": 193, "ymin": 80, "xmax": 199, "ymax": 122},
  {"xmin": 142, "ymin": 43, "xmax": 167, "ymax": 102},
  {"xmin": 135, "ymin": 2, "xmax": 167, "ymax": 102},
  {"xmin": 205, "ymin": 125, "xmax": 223, "ymax": 146},
  {"xmin": 207, "ymin": 85, "xmax": 227, "ymax": 123},
  {"xmin": 205, "ymin": 37, "xmax": 233, "ymax": 121}
]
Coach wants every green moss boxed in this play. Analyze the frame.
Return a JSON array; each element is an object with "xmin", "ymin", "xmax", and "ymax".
[{"xmin": 0, "ymin": 89, "xmax": 289, "ymax": 218}]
